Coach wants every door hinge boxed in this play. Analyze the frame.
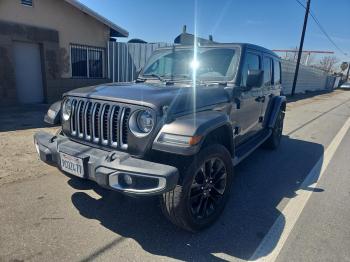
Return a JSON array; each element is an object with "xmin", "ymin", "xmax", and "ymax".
[{"xmin": 259, "ymin": 116, "xmax": 264, "ymax": 123}]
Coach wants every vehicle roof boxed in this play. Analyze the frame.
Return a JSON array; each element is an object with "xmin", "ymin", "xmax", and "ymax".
[{"xmin": 157, "ymin": 43, "xmax": 279, "ymax": 59}]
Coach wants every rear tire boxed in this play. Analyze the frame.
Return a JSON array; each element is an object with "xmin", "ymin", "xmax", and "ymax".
[
  {"xmin": 263, "ymin": 108, "xmax": 285, "ymax": 149},
  {"xmin": 160, "ymin": 144, "xmax": 234, "ymax": 232}
]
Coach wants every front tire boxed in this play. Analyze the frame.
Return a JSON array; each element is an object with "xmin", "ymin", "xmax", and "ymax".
[{"xmin": 160, "ymin": 144, "xmax": 233, "ymax": 232}]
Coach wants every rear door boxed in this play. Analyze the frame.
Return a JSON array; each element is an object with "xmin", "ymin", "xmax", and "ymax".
[
  {"xmin": 261, "ymin": 57, "xmax": 283, "ymax": 123},
  {"xmin": 233, "ymin": 51, "xmax": 264, "ymax": 144},
  {"xmin": 261, "ymin": 55, "xmax": 274, "ymax": 119}
]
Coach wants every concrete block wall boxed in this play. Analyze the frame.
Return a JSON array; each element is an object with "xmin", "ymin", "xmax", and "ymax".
[{"xmin": 281, "ymin": 60, "xmax": 332, "ymax": 95}]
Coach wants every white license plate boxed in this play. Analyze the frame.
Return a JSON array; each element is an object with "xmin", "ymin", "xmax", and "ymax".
[{"xmin": 60, "ymin": 153, "xmax": 84, "ymax": 178}]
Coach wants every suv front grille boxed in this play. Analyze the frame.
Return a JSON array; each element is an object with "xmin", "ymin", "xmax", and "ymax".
[{"xmin": 69, "ymin": 98, "xmax": 131, "ymax": 149}]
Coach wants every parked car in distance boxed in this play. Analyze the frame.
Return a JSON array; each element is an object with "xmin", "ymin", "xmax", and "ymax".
[
  {"xmin": 340, "ymin": 82, "xmax": 350, "ymax": 90},
  {"xmin": 34, "ymin": 43, "xmax": 286, "ymax": 232}
]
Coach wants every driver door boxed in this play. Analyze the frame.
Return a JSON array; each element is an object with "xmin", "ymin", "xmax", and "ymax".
[{"xmin": 232, "ymin": 51, "xmax": 264, "ymax": 144}]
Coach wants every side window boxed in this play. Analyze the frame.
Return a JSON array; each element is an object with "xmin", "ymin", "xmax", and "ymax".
[
  {"xmin": 274, "ymin": 60, "xmax": 281, "ymax": 84},
  {"xmin": 241, "ymin": 53, "xmax": 260, "ymax": 87},
  {"xmin": 263, "ymin": 57, "xmax": 273, "ymax": 86},
  {"xmin": 21, "ymin": 0, "xmax": 33, "ymax": 7}
]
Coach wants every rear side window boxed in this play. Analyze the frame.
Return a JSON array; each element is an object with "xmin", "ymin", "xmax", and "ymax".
[
  {"xmin": 241, "ymin": 53, "xmax": 260, "ymax": 87},
  {"xmin": 263, "ymin": 57, "xmax": 273, "ymax": 86},
  {"xmin": 274, "ymin": 60, "xmax": 282, "ymax": 84},
  {"xmin": 21, "ymin": 0, "xmax": 33, "ymax": 6}
]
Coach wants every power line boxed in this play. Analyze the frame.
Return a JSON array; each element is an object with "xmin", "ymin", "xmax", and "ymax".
[{"xmin": 294, "ymin": 0, "xmax": 348, "ymax": 57}]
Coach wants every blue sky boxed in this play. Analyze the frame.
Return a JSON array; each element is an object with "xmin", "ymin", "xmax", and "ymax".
[{"xmin": 79, "ymin": 0, "xmax": 350, "ymax": 63}]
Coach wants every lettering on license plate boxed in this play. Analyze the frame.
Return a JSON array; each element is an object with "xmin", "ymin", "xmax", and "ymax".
[{"xmin": 60, "ymin": 153, "xmax": 84, "ymax": 178}]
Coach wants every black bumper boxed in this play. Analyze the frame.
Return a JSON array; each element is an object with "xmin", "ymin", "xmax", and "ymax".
[{"xmin": 33, "ymin": 131, "xmax": 179, "ymax": 196}]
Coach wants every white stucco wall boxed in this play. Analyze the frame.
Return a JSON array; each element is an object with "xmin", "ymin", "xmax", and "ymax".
[{"xmin": 0, "ymin": 0, "xmax": 111, "ymax": 77}]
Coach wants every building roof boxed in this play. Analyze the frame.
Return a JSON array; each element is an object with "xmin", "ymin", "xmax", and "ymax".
[
  {"xmin": 174, "ymin": 32, "xmax": 216, "ymax": 45},
  {"xmin": 64, "ymin": 0, "xmax": 129, "ymax": 37},
  {"xmin": 174, "ymin": 26, "xmax": 215, "ymax": 45}
]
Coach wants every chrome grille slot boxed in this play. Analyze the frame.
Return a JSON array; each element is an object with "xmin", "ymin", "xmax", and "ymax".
[
  {"xmin": 77, "ymin": 100, "xmax": 85, "ymax": 138},
  {"xmin": 120, "ymin": 108, "xmax": 131, "ymax": 149},
  {"xmin": 84, "ymin": 102, "xmax": 93, "ymax": 140},
  {"xmin": 110, "ymin": 106, "xmax": 120, "ymax": 147},
  {"xmin": 92, "ymin": 103, "xmax": 101, "ymax": 143},
  {"xmin": 70, "ymin": 99, "xmax": 78, "ymax": 135},
  {"xmin": 100, "ymin": 104, "xmax": 111, "ymax": 145},
  {"xmin": 68, "ymin": 98, "xmax": 136, "ymax": 150}
]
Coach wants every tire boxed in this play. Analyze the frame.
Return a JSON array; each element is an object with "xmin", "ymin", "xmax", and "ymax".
[
  {"xmin": 160, "ymin": 144, "xmax": 234, "ymax": 232},
  {"xmin": 263, "ymin": 107, "xmax": 285, "ymax": 149}
]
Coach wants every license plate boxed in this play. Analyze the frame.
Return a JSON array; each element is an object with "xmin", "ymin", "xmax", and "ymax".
[{"xmin": 60, "ymin": 153, "xmax": 84, "ymax": 178}]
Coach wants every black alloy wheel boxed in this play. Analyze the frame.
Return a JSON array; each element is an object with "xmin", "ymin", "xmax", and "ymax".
[
  {"xmin": 189, "ymin": 158, "xmax": 227, "ymax": 220},
  {"xmin": 160, "ymin": 144, "xmax": 233, "ymax": 232}
]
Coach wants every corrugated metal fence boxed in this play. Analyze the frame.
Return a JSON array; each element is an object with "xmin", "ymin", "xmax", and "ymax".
[
  {"xmin": 281, "ymin": 60, "xmax": 336, "ymax": 95},
  {"xmin": 107, "ymin": 42, "xmax": 173, "ymax": 82},
  {"xmin": 107, "ymin": 41, "xmax": 336, "ymax": 94}
]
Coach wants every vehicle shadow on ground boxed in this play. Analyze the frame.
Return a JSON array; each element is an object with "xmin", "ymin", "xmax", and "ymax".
[
  {"xmin": 68, "ymin": 136, "xmax": 324, "ymax": 261},
  {"xmin": 0, "ymin": 104, "xmax": 51, "ymax": 132},
  {"xmin": 285, "ymin": 90, "xmax": 333, "ymax": 103}
]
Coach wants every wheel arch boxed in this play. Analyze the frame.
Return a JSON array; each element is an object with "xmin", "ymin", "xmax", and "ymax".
[
  {"xmin": 152, "ymin": 111, "xmax": 234, "ymax": 156},
  {"xmin": 200, "ymin": 124, "xmax": 234, "ymax": 156},
  {"xmin": 265, "ymin": 95, "xmax": 286, "ymax": 129}
]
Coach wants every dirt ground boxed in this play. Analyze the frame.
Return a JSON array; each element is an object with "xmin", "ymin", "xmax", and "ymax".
[{"xmin": 0, "ymin": 105, "xmax": 59, "ymax": 185}]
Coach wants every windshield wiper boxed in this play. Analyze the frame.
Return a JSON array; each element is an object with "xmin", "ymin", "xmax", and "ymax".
[
  {"xmin": 167, "ymin": 77, "xmax": 228, "ymax": 87},
  {"xmin": 138, "ymin": 73, "xmax": 166, "ymax": 82},
  {"xmin": 208, "ymin": 81, "xmax": 228, "ymax": 87}
]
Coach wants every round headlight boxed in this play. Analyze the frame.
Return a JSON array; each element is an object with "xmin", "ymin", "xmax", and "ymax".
[
  {"xmin": 129, "ymin": 109, "xmax": 155, "ymax": 137},
  {"xmin": 62, "ymin": 99, "xmax": 72, "ymax": 121},
  {"xmin": 137, "ymin": 110, "xmax": 154, "ymax": 133}
]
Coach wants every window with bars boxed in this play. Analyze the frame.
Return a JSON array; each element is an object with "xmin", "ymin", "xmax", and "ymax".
[
  {"xmin": 21, "ymin": 0, "xmax": 33, "ymax": 6},
  {"xmin": 70, "ymin": 44, "xmax": 105, "ymax": 78}
]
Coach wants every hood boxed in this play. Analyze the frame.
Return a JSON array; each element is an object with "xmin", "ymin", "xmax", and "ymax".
[{"xmin": 65, "ymin": 82, "xmax": 230, "ymax": 114}]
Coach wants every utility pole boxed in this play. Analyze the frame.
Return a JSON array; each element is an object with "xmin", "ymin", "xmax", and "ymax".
[{"xmin": 291, "ymin": 0, "xmax": 311, "ymax": 96}]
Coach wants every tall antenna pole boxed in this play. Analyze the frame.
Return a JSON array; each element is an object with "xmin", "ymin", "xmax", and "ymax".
[{"xmin": 291, "ymin": 0, "xmax": 311, "ymax": 96}]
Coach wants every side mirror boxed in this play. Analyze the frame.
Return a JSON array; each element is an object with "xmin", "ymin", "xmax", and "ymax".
[
  {"xmin": 136, "ymin": 67, "xmax": 143, "ymax": 77},
  {"xmin": 244, "ymin": 69, "xmax": 264, "ymax": 91}
]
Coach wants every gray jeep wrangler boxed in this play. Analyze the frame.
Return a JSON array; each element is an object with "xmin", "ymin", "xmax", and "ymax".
[{"xmin": 34, "ymin": 43, "xmax": 285, "ymax": 232}]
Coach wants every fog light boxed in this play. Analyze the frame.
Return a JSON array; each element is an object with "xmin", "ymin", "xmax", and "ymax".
[{"xmin": 123, "ymin": 174, "xmax": 133, "ymax": 186}]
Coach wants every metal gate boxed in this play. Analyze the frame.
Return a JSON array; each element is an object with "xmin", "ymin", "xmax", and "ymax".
[{"xmin": 107, "ymin": 42, "xmax": 172, "ymax": 82}]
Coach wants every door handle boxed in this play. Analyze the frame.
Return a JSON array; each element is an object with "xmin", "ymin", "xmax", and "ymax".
[
  {"xmin": 255, "ymin": 96, "xmax": 265, "ymax": 103},
  {"xmin": 234, "ymin": 98, "xmax": 241, "ymax": 109}
]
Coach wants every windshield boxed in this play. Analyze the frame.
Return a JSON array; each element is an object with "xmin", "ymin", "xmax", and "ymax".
[{"xmin": 141, "ymin": 47, "xmax": 239, "ymax": 82}]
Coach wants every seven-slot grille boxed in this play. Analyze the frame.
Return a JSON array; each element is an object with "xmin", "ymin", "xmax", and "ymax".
[{"xmin": 69, "ymin": 98, "xmax": 131, "ymax": 149}]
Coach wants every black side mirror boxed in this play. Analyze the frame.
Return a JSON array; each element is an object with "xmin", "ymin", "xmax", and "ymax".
[
  {"xmin": 136, "ymin": 67, "xmax": 143, "ymax": 77},
  {"xmin": 244, "ymin": 69, "xmax": 264, "ymax": 90}
]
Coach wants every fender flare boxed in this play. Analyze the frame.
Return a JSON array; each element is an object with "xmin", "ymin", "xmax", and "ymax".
[
  {"xmin": 265, "ymin": 96, "xmax": 286, "ymax": 129},
  {"xmin": 152, "ymin": 111, "xmax": 234, "ymax": 156},
  {"xmin": 44, "ymin": 101, "xmax": 62, "ymax": 125}
]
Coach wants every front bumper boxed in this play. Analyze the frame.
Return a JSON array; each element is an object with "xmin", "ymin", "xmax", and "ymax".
[{"xmin": 33, "ymin": 131, "xmax": 179, "ymax": 196}]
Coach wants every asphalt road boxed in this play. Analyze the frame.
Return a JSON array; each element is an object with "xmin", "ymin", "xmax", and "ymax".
[{"xmin": 0, "ymin": 90, "xmax": 350, "ymax": 262}]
